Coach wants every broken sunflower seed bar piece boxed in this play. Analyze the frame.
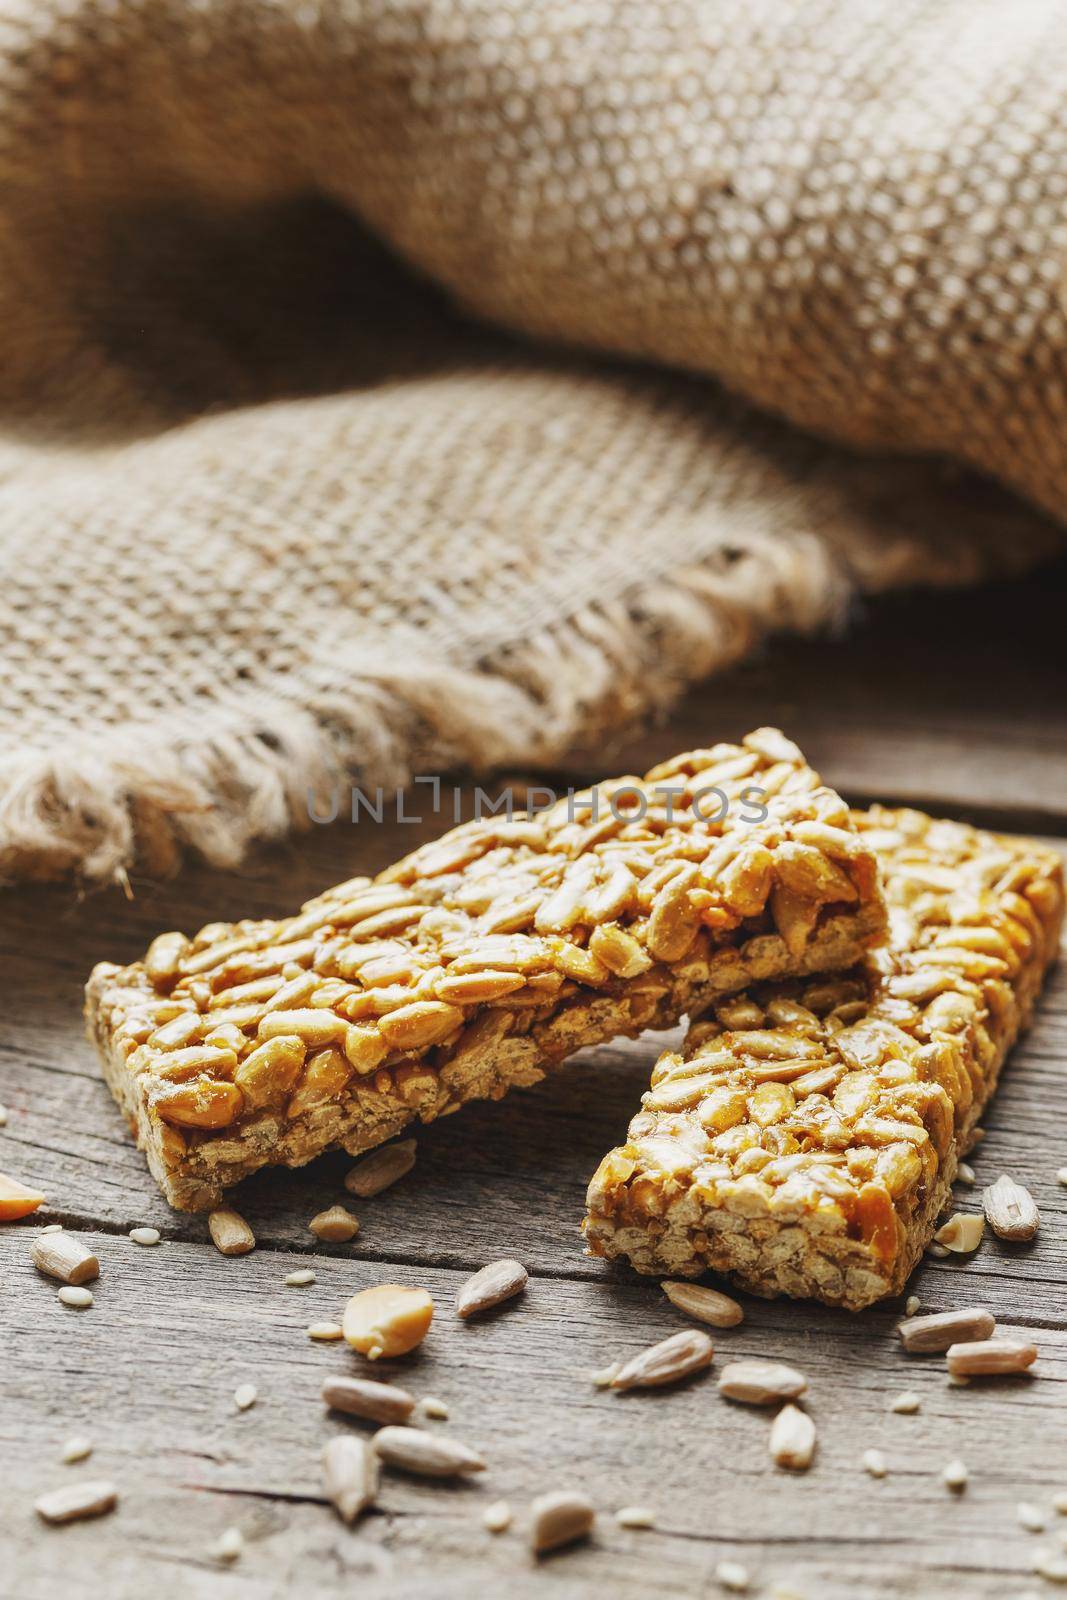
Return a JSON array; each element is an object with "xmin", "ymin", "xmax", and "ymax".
[
  {"xmin": 86, "ymin": 730, "xmax": 885, "ymax": 1211},
  {"xmin": 585, "ymin": 810, "xmax": 1063, "ymax": 1310}
]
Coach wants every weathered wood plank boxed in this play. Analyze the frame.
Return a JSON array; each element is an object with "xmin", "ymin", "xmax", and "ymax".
[{"xmin": 3, "ymin": 1235, "xmax": 1065, "ymax": 1600}]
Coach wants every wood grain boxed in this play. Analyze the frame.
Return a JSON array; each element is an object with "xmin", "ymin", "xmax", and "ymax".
[{"xmin": 3, "ymin": 571, "xmax": 1067, "ymax": 1599}]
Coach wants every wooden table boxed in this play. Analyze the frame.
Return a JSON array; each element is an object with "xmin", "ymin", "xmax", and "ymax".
[{"xmin": 4, "ymin": 568, "xmax": 1066, "ymax": 1600}]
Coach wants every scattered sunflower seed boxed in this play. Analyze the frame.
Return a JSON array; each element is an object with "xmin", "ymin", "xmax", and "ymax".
[
  {"xmin": 61, "ymin": 1437, "xmax": 93, "ymax": 1464},
  {"xmin": 128, "ymin": 1226, "xmax": 161, "ymax": 1247},
  {"xmin": 715, "ymin": 1560, "xmax": 751, "ymax": 1593},
  {"xmin": 420, "ymin": 1396, "xmax": 450, "ymax": 1420},
  {"xmin": 769, "ymin": 1405, "xmax": 816, "ymax": 1471},
  {"xmin": 322, "ymin": 1375, "xmax": 416, "ymax": 1425},
  {"xmin": 483, "ymin": 1500, "xmax": 512, "ymax": 1534},
  {"xmin": 889, "ymin": 1392, "xmax": 921, "ymax": 1414},
  {"xmin": 943, "ymin": 1459, "xmax": 969, "ymax": 1491},
  {"xmin": 286, "ymin": 1269, "xmax": 316, "ymax": 1287},
  {"xmin": 897, "ymin": 1307, "xmax": 995, "ymax": 1353},
  {"xmin": 32, "ymin": 1234, "xmax": 100, "ymax": 1286},
  {"xmin": 530, "ymin": 1490, "xmax": 594, "ymax": 1555},
  {"xmin": 372, "ymin": 1426, "xmax": 485, "ymax": 1479},
  {"xmin": 956, "ymin": 1162, "xmax": 976, "ymax": 1185},
  {"xmin": 208, "ymin": 1208, "xmax": 255, "ymax": 1257},
  {"xmin": 904, "ymin": 1295, "xmax": 921, "ymax": 1317},
  {"xmin": 35, "ymin": 1480, "xmax": 118, "ymax": 1524},
  {"xmin": 718, "ymin": 1360, "xmax": 807, "ymax": 1405},
  {"xmin": 58, "ymin": 1286, "xmax": 93, "ymax": 1309},
  {"xmin": 982, "ymin": 1174, "xmax": 1040, "ymax": 1242},
  {"xmin": 308, "ymin": 1205, "xmax": 360, "ymax": 1244},
  {"xmin": 946, "ymin": 1338, "xmax": 1037, "ymax": 1377},
  {"xmin": 615, "ymin": 1505, "xmax": 656, "ymax": 1529},
  {"xmin": 307, "ymin": 1322, "xmax": 344, "ymax": 1341},
  {"xmin": 214, "ymin": 1526, "xmax": 244, "ymax": 1563},
  {"xmin": 862, "ymin": 1448, "xmax": 887, "ymax": 1479},
  {"xmin": 344, "ymin": 1138, "xmax": 417, "ymax": 1199},
  {"xmin": 233, "ymin": 1383, "xmax": 258, "ymax": 1411},
  {"xmin": 1018, "ymin": 1503, "xmax": 1048, "ymax": 1533},
  {"xmin": 934, "ymin": 1213, "xmax": 985, "ymax": 1253},
  {"xmin": 610, "ymin": 1329, "xmax": 713, "ymax": 1391},
  {"xmin": 661, "ymin": 1280, "xmax": 744, "ymax": 1328},
  {"xmin": 456, "ymin": 1258, "xmax": 528, "ymax": 1320},
  {"xmin": 322, "ymin": 1435, "xmax": 380, "ymax": 1525}
]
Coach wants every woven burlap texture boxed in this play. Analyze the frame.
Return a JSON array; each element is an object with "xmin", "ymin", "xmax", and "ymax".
[{"xmin": 1, "ymin": 0, "xmax": 1063, "ymax": 883}]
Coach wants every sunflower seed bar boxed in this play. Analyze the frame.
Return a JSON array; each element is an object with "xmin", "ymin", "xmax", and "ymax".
[
  {"xmin": 86, "ymin": 729, "xmax": 885, "ymax": 1211},
  {"xmin": 584, "ymin": 810, "xmax": 1063, "ymax": 1309}
]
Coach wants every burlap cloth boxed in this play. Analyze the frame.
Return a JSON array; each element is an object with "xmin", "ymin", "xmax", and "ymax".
[{"xmin": 2, "ymin": 0, "xmax": 1064, "ymax": 884}]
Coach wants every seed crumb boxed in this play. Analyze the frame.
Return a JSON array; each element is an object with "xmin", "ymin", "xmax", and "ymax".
[
  {"xmin": 905, "ymin": 1295, "xmax": 921, "ymax": 1317},
  {"xmin": 234, "ymin": 1383, "xmax": 258, "ymax": 1411},
  {"xmin": 0, "ymin": 1106, "xmax": 7, "ymax": 1126},
  {"xmin": 934, "ymin": 1212, "xmax": 985, "ymax": 1253},
  {"xmin": 715, "ymin": 1560, "xmax": 751, "ymax": 1593},
  {"xmin": 927, "ymin": 1242, "xmax": 950, "ymax": 1259},
  {"xmin": 1019, "ymin": 1503, "xmax": 1047, "ymax": 1533},
  {"xmin": 129, "ymin": 1227, "xmax": 161, "ymax": 1247},
  {"xmin": 615, "ymin": 1505, "xmax": 656, "ymax": 1529},
  {"xmin": 1053, "ymin": 1491, "xmax": 1067, "ymax": 1515},
  {"xmin": 956, "ymin": 1162, "xmax": 976, "ymax": 1185},
  {"xmin": 39, "ymin": 1223, "xmax": 63, "ymax": 1234},
  {"xmin": 862, "ymin": 1449, "xmax": 887, "ymax": 1479},
  {"xmin": 1056, "ymin": 1167, "xmax": 1067, "ymax": 1189},
  {"xmin": 948, "ymin": 1373, "xmax": 971, "ymax": 1387},
  {"xmin": 285, "ymin": 1269, "xmax": 316, "ymax": 1287},
  {"xmin": 307, "ymin": 1322, "xmax": 344, "ymax": 1341},
  {"xmin": 890, "ymin": 1392, "xmax": 921, "ymax": 1415},
  {"xmin": 58, "ymin": 1287, "xmax": 93, "ymax": 1309},
  {"xmin": 214, "ymin": 1526, "xmax": 244, "ymax": 1564},
  {"xmin": 61, "ymin": 1437, "xmax": 93, "ymax": 1464},
  {"xmin": 592, "ymin": 1362, "xmax": 622, "ymax": 1388},
  {"xmin": 483, "ymin": 1500, "xmax": 512, "ymax": 1534},
  {"xmin": 943, "ymin": 1459, "xmax": 969, "ymax": 1492},
  {"xmin": 1034, "ymin": 1549, "xmax": 1067, "ymax": 1583},
  {"xmin": 420, "ymin": 1396, "xmax": 450, "ymax": 1420}
]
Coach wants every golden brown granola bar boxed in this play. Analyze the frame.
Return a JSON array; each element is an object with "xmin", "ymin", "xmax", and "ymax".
[
  {"xmin": 86, "ymin": 730, "xmax": 885, "ymax": 1211},
  {"xmin": 584, "ymin": 809, "xmax": 1063, "ymax": 1310}
]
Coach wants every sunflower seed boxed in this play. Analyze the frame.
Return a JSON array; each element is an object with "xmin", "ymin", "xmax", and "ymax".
[
  {"xmin": 904, "ymin": 1295, "xmax": 921, "ymax": 1317},
  {"xmin": 322, "ymin": 1435, "xmax": 379, "ymax": 1524},
  {"xmin": 661, "ymin": 1280, "xmax": 744, "ymax": 1328},
  {"xmin": 897, "ymin": 1307, "xmax": 995, "ymax": 1353},
  {"xmin": 946, "ymin": 1338, "xmax": 1037, "ymax": 1376},
  {"xmin": 322, "ymin": 1375, "xmax": 416, "ymax": 1425},
  {"xmin": 862, "ymin": 1448, "xmax": 887, "ymax": 1478},
  {"xmin": 610, "ymin": 1330, "xmax": 713, "ymax": 1391},
  {"xmin": 889, "ymin": 1392, "xmax": 921, "ymax": 1414},
  {"xmin": 420, "ymin": 1396, "xmax": 450, "ymax": 1420},
  {"xmin": 307, "ymin": 1322, "xmax": 344, "ymax": 1341},
  {"xmin": 61, "ymin": 1437, "xmax": 93, "ymax": 1464},
  {"xmin": 208, "ymin": 1208, "xmax": 255, "ymax": 1257},
  {"xmin": 372, "ymin": 1426, "xmax": 485, "ymax": 1478},
  {"xmin": 956, "ymin": 1162, "xmax": 976, "ymax": 1185},
  {"xmin": 35, "ymin": 1480, "xmax": 118, "ymax": 1524},
  {"xmin": 718, "ymin": 1360, "xmax": 807, "ymax": 1405},
  {"xmin": 344, "ymin": 1139, "xmax": 417, "ymax": 1198},
  {"xmin": 530, "ymin": 1490, "xmax": 594, "ymax": 1555},
  {"xmin": 233, "ymin": 1383, "xmax": 257, "ymax": 1411},
  {"xmin": 308, "ymin": 1205, "xmax": 360, "ymax": 1243},
  {"xmin": 31, "ymin": 1234, "xmax": 99, "ymax": 1286},
  {"xmin": 769, "ymin": 1405, "xmax": 816, "ymax": 1471},
  {"xmin": 456, "ymin": 1258, "xmax": 529, "ymax": 1320},
  {"xmin": 129, "ymin": 1226, "xmax": 161, "ymax": 1247},
  {"xmin": 1019, "ymin": 1503, "xmax": 1048, "ymax": 1533},
  {"xmin": 982, "ymin": 1175, "xmax": 1040, "ymax": 1242},
  {"xmin": 286, "ymin": 1268, "xmax": 316, "ymax": 1287},
  {"xmin": 943, "ymin": 1459, "xmax": 969, "ymax": 1491}
]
